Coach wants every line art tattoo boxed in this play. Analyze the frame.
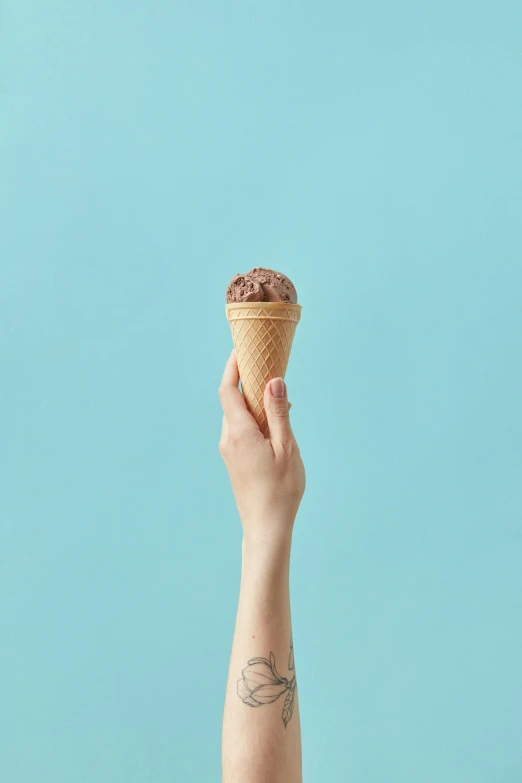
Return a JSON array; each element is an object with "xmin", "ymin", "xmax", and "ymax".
[{"xmin": 237, "ymin": 636, "xmax": 296, "ymax": 728}]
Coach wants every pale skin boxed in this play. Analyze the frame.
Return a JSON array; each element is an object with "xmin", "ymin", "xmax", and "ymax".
[{"xmin": 219, "ymin": 351, "xmax": 305, "ymax": 783}]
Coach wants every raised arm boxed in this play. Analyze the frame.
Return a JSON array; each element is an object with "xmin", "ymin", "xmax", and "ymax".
[{"xmin": 219, "ymin": 352, "xmax": 305, "ymax": 783}]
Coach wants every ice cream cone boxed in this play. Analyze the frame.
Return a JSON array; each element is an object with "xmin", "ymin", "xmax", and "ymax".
[{"xmin": 226, "ymin": 302, "xmax": 302, "ymax": 436}]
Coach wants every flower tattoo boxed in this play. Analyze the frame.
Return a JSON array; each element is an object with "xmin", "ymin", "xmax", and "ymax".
[{"xmin": 237, "ymin": 636, "xmax": 296, "ymax": 728}]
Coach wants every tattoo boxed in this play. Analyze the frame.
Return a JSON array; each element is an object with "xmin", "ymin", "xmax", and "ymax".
[{"xmin": 237, "ymin": 636, "xmax": 297, "ymax": 728}]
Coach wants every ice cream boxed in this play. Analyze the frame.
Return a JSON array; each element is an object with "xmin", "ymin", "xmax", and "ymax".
[
  {"xmin": 226, "ymin": 268, "xmax": 297, "ymax": 304},
  {"xmin": 226, "ymin": 274, "xmax": 264, "ymax": 303},
  {"xmin": 225, "ymin": 268, "xmax": 301, "ymax": 436}
]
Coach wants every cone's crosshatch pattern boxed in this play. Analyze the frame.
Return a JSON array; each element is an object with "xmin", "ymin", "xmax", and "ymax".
[{"xmin": 226, "ymin": 303, "xmax": 302, "ymax": 436}]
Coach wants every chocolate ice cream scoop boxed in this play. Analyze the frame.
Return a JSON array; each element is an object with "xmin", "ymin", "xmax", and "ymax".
[
  {"xmin": 246, "ymin": 268, "xmax": 297, "ymax": 303},
  {"xmin": 226, "ymin": 275, "xmax": 264, "ymax": 303},
  {"xmin": 226, "ymin": 267, "xmax": 297, "ymax": 304}
]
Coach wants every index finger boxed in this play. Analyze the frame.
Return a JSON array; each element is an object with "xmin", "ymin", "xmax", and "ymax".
[{"xmin": 218, "ymin": 351, "xmax": 255, "ymax": 430}]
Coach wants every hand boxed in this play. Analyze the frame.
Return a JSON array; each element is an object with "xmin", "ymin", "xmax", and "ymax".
[{"xmin": 219, "ymin": 351, "xmax": 305, "ymax": 545}]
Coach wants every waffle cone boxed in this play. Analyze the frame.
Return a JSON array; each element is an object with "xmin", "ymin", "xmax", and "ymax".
[{"xmin": 226, "ymin": 302, "xmax": 302, "ymax": 436}]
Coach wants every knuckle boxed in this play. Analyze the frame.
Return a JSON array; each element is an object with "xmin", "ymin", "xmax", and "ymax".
[
  {"xmin": 280, "ymin": 436, "xmax": 297, "ymax": 458},
  {"xmin": 281, "ymin": 439, "xmax": 294, "ymax": 457},
  {"xmin": 270, "ymin": 402, "xmax": 289, "ymax": 418},
  {"xmin": 229, "ymin": 424, "xmax": 255, "ymax": 447},
  {"xmin": 229, "ymin": 429, "xmax": 244, "ymax": 447}
]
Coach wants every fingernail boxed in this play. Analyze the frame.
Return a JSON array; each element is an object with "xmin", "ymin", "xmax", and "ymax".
[{"xmin": 271, "ymin": 378, "xmax": 285, "ymax": 398}]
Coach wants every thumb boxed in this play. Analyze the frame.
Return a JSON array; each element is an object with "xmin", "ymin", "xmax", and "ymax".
[{"xmin": 264, "ymin": 377, "xmax": 292, "ymax": 447}]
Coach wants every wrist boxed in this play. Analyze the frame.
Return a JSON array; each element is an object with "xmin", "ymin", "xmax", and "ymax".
[
  {"xmin": 241, "ymin": 527, "xmax": 293, "ymax": 564},
  {"xmin": 240, "ymin": 534, "xmax": 291, "ymax": 597}
]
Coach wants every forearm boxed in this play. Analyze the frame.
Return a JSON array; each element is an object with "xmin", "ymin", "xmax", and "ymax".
[{"xmin": 222, "ymin": 533, "xmax": 301, "ymax": 783}]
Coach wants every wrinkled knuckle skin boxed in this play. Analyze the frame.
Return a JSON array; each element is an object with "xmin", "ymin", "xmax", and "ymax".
[
  {"xmin": 280, "ymin": 439, "xmax": 296, "ymax": 460},
  {"xmin": 282, "ymin": 438, "xmax": 295, "ymax": 455},
  {"xmin": 270, "ymin": 403, "xmax": 290, "ymax": 419},
  {"xmin": 283, "ymin": 439, "xmax": 302, "ymax": 464}
]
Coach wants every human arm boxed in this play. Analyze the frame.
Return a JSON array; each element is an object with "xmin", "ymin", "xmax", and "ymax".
[{"xmin": 219, "ymin": 352, "xmax": 305, "ymax": 783}]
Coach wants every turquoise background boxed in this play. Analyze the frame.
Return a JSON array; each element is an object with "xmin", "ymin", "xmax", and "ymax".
[{"xmin": 2, "ymin": 1, "xmax": 521, "ymax": 781}]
